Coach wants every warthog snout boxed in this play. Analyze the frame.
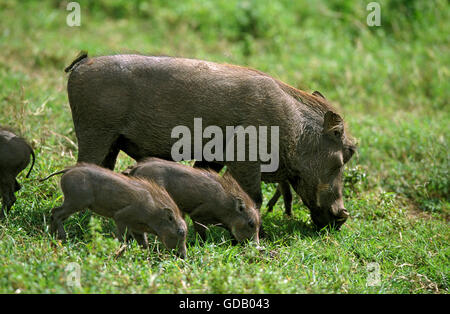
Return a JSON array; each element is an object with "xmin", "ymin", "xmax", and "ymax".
[
  {"xmin": 335, "ymin": 208, "xmax": 349, "ymax": 220},
  {"xmin": 332, "ymin": 208, "xmax": 349, "ymax": 228},
  {"xmin": 177, "ymin": 228, "xmax": 186, "ymax": 237},
  {"xmin": 308, "ymin": 202, "xmax": 350, "ymax": 230},
  {"xmin": 177, "ymin": 245, "xmax": 187, "ymax": 259}
]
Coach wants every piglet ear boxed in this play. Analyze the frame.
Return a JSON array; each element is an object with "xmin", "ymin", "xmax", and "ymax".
[
  {"xmin": 121, "ymin": 167, "xmax": 132, "ymax": 176},
  {"xmin": 323, "ymin": 111, "xmax": 344, "ymax": 139},
  {"xmin": 312, "ymin": 91, "xmax": 326, "ymax": 99}
]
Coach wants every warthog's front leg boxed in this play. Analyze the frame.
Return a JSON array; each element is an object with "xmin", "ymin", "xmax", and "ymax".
[
  {"xmin": 50, "ymin": 206, "xmax": 68, "ymax": 241},
  {"xmin": 115, "ymin": 220, "xmax": 128, "ymax": 243},
  {"xmin": 226, "ymin": 162, "xmax": 263, "ymax": 209},
  {"xmin": 266, "ymin": 185, "xmax": 282, "ymax": 213},
  {"xmin": 50, "ymin": 201, "xmax": 86, "ymax": 241},
  {"xmin": 131, "ymin": 232, "xmax": 149, "ymax": 248},
  {"xmin": 114, "ymin": 206, "xmax": 149, "ymax": 248},
  {"xmin": 14, "ymin": 179, "xmax": 21, "ymax": 192},
  {"xmin": 278, "ymin": 181, "xmax": 293, "ymax": 216},
  {"xmin": 192, "ymin": 220, "xmax": 207, "ymax": 242}
]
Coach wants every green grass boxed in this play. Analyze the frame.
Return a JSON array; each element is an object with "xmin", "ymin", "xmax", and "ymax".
[{"xmin": 0, "ymin": 0, "xmax": 448, "ymax": 293}]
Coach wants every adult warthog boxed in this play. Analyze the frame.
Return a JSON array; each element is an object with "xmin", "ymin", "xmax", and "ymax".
[{"xmin": 65, "ymin": 53, "xmax": 356, "ymax": 229}]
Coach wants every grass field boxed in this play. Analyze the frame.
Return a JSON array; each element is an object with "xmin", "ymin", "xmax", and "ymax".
[{"xmin": 0, "ymin": 0, "xmax": 448, "ymax": 293}]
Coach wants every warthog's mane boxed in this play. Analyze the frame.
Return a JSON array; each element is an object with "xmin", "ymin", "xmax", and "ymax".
[
  {"xmin": 220, "ymin": 62, "xmax": 356, "ymax": 148},
  {"xmin": 202, "ymin": 169, "xmax": 256, "ymax": 209},
  {"xmin": 276, "ymin": 82, "xmax": 356, "ymax": 148},
  {"xmin": 216, "ymin": 59, "xmax": 356, "ymax": 149},
  {"xmin": 130, "ymin": 176, "xmax": 182, "ymax": 216},
  {"xmin": 275, "ymin": 81, "xmax": 334, "ymax": 115},
  {"xmin": 220, "ymin": 62, "xmax": 333, "ymax": 114}
]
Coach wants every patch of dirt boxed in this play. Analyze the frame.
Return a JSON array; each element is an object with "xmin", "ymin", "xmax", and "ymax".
[{"xmin": 403, "ymin": 198, "xmax": 449, "ymax": 223}]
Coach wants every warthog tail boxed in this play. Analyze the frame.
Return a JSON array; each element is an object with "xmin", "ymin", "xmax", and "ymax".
[
  {"xmin": 39, "ymin": 169, "xmax": 69, "ymax": 182},
  {"xmin": 26, "ymin": 147, "xmax": 35, "ymax": 178},
  {"xmin": 64, "ymin": 51, "xmax": 88, "ymax": 73}
]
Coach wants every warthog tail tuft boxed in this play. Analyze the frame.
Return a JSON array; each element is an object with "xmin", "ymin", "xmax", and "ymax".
[{"xmin": 64, "ymin": 51, "xmax": 88, "ymax": 73}]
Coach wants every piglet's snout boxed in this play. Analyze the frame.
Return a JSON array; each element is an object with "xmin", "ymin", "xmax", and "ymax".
[{"xmin": 177, "ymin": 228, "xmax": 186, "ymax": 237}]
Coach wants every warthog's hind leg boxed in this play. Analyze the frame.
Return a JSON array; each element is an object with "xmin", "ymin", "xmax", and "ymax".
[
  {"xmin": 266, "ymin": 185, "xmax": 282, "ymax": 213},
  {"xmin": 0, "ymin": 176, "xmax": 16, "ymax": 219},
  {"xmin": 280, "ymin": 181, "xmax": 293, "ymax": 216},
  {"xmin": 50, "ymin": 202, "xmax": 84, "ymax": 241}
]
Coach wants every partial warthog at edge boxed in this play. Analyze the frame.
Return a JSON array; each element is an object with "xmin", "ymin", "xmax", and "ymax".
[{"xmin": 0, "ymin": 127, "xmax": 35, "ymax": 219}]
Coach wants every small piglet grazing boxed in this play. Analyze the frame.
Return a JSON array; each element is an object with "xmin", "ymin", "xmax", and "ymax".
[
  {"xmin": 0, "ymin": 127, "xmax": 35, "ymax": 219},
  {"xmin": 42, "ymin": 163, "xmax": 187, "ymax": 258},
  {"xmin": 196, "ymin": 161, "xmax": 293, "ymax": 216},
  {"xmin": 125, "ymin": 158, "xmax": 261, "ymax": 244}
]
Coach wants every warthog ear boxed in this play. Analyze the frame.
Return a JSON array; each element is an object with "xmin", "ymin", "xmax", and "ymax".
[
  {"xmin": 121, "ymin": 167, "xmax": 132, "ymax": 176},
  {"xmin": 323, "ymin": 111, "xmax": 344, "ymax": 140},
  {"xmin": 313, "ymin": 91, "xmax": 326, "ymax": 99}
]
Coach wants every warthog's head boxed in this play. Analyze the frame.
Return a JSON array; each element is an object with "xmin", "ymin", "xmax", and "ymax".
[
  {"xmin": 229, "ymin": 197, "xmax": 260, "ymax": 244},
  {"xmin": 217, "ymin": 173, "xmax": 260, "ymax": 244},
  {"xmin": 138, "ymin": 180, "xmax": 188, "ymax": 258},
  {"xmin": 155, "ymin": 206, "xmax": 188, "ymax": 258},
  {"xmin": 290, "ymin": 108, "xmax": 356, "ymax": 230}
]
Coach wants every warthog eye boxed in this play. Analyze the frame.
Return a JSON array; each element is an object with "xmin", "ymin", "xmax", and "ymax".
[{"xmin": 163, "ymin": 207, "xmax": 175, "ymax": 222}]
